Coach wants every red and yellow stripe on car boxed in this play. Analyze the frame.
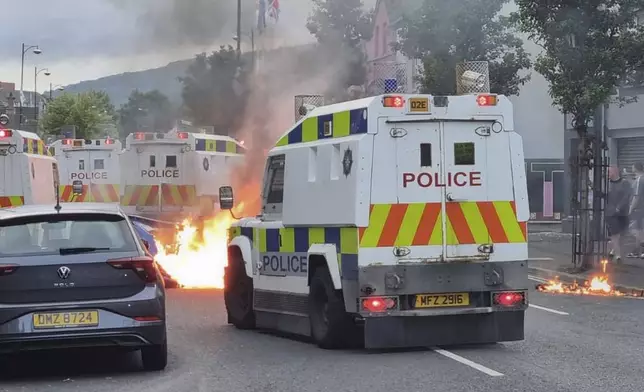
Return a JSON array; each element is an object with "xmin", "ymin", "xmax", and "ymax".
[
  {"xmin": 120, "ymin": 185, "xmax": 160, "ymax": 206},
  {"xmin": 160, "ymin": 184, "xmax": 197, "ymax": 206},
  {"xmin": 358, "ymin": 201, "xmax": 527, "ymax": 247},
  {"xmin": 0, "ymin": 196, "xmax": 25, "ymax": 208},
  {"xmin": 59, "ymin": 184, "xmax": 119, "ymax": 202}
]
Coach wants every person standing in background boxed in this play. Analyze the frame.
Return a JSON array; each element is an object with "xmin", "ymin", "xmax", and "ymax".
[
  {"xmin": 606, "ymin": 165, "xmax": 633, "ymax": 263},
  {"xmin": 628, "ymin": 162, "xmax": 644, "ymax": 258}
]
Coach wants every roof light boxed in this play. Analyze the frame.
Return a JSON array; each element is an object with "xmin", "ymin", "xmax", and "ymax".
[
  {"xmin": 177, "ymin": 132, "xmax": 189, "ymax": 139},
  {"xmin": 0, "ymin": 129, "xmax": 11, "ymax": 138},
  {"xmin": 383, "ymin": 95, "xmax": 405, "ymax": 108},
  {"xmin": 477, "ymin": 94, "xmax": 497, "ymax": 106},
  {"xmin": 134, "ymin": 132, "xmax": 145, "ymax": 140},
  {"xmin": 62, "ymin": 139, "xmax": 72, "ymax": 145},
  {"xmin": 73, "ymin": 140, "xmax": 83, "ymax": 147},
  {"xmin": 105, "ymin": 138, "xmax": 115, "ymax": 145}
]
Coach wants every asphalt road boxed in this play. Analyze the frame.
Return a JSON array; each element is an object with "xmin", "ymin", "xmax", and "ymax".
[{"xmin": 2, "ymin": 284, "xmax": 644, "ymax": 392}]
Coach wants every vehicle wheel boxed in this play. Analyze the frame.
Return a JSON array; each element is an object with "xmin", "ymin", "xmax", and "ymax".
[
  {"xmin": 309, "ymin": 267, "xmax": 354, "ymax": 349},
  {"xmin": 224, "ymin": 255, "xmax": 256, "ymax": 330},
  {"xmin": 141, "ymin": 338, "xmax": 168, "ymax": 371}
]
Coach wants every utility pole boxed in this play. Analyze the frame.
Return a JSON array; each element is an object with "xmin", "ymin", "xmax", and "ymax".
[{"xmin": 236, "ymin": 0, "xmax": 242, "ymax": 60}]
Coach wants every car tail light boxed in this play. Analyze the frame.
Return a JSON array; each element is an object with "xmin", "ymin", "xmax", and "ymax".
[
  {"xmin": 361, "ymin": 296, "xmax": 398, "ymax": 312},
  {"xmin": 493, "ymin": 291, "xmax": 526, "ymax": 307},
  {"xmin": 0, "ymin": 264, "xmax": 19, "ymax": 276},
  {"xmin": 107, "ymin": 256, "xmax": 158, "ymax": 283},
  {"xmin": 134, "ymin": 316, "xmax": 161, "ymax": 322}
]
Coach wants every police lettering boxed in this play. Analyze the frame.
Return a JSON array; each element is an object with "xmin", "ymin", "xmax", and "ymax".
[
  {"xmin": 262, "ymin": 255, "xmax": 308, "ymax": 274},
  {"xmin": 70, "ymin": 172, "xmax": 108, "ymax": 180},
  {"xmin": 402, "ymin": 172, "xmax": 482, "ymax": 188},
  {"xmin": 141, "ymin": 169, "xmax": 179, "ymax": 178}
]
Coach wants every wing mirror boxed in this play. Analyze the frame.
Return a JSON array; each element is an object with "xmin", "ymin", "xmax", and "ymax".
[
  {"xmin": 71, "ymin": 180, "xmax": 83, "ymax": 195},
  {"xmin": 218, "ymin": 186, "xmax": 234, "ymax": 210}
]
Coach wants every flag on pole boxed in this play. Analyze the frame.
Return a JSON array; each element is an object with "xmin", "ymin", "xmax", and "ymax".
[{"xmin": 268, "ymin": 0, "xmax": 280, "ymax": 22}]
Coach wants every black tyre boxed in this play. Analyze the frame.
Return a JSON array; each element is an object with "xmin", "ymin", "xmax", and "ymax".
[
  {"xmin": 309, "ymin": 267, "xmax": 354, "ymax": 349},
  {"xmin": 141, "ymin": 338, "xmax": 168, "ymax": 371},
  {"xmin": 224, "ymin": 252, "xmax": 256, "ymax": 330}
]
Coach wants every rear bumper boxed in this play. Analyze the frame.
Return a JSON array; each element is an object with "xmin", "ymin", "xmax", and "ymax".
[
  {"xmin": 0, "ymin": 323, "xmax": 165, "ymax": 353},
  {"xmin": 363, "ymin": 309, "xmax": 525, "ymax": 349}
]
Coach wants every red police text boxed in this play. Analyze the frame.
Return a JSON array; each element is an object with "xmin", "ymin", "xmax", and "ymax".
[
  {"xmin": 70, "ymin": 171, "xmax": 108, "ymax": 180},
  {"xmin": 402, "ymin": 172, "xmax": 482, "ymax": 188},
  {"xmin": 141, "ymin": 169, "xmax": 180, "ymax": 178}
]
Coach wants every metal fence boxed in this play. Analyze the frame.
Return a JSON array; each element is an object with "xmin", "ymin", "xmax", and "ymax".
[
  {"xmin": 294, "ymin": 95, "xmax": 324, "ymax": 122},
  {"xmin": 455, "ymin": 61, "xmax": 490, "ymax": 95},
  {"xmin": 366, "ymin": 60, "xmax": 417, "ymax": 95}
]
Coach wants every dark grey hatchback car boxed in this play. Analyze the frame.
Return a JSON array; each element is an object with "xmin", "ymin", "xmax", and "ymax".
[{"xmin": 0, "ymin": 203, "xmax": 167, "ymax": 371}]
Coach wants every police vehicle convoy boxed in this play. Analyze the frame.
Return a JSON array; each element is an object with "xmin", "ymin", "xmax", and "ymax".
[
  {"xmin": 119, "ymin": 130, "xmax": 245, "ymax": 221},
  {"xmin": 48, "ymin": 137, "xmax": 122, "ymax": 203},
  {"xmin": 222, "ymin": 87, "xmax": 530, "ymax": 349},
  {"xmin": 0, "ymin": 128, "xmax": 58, "ymax": 208}
]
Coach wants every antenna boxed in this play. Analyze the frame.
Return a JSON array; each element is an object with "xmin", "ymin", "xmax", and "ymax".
[{"xmin": 54, "ymin": 183, "xmax": 61, "ymax": 212}]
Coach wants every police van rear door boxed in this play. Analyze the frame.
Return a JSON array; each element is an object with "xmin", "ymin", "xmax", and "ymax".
[
  {"xmin": 88, "ymin": 148, "xmax": 117, "ymax": 203},
  {"xmin": 70, "ymin": 149, "xmax": 91, "ymax": 201},
  {"xmin": 440, "ymin": 121, "xmax": 491, "ymax": 260}
]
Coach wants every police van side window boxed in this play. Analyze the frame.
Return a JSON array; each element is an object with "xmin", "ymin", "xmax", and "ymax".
[
  {"xmin": 420, "ymin": 143, "xmax": 432, "ymax": 166},
  {"xmin": 149, "ymin": 155, "xmax": 156, "ymax": 167},
  {"xmin": 454, "ymin": 142, "xmax": 475, "ymax": 165},
  {"xmin": 166, "ymin": 155, "xmax": 177, "ymax": 168},
  {"xmin": 94, "ymin": 159, "xmax": 105, "ymax": 170},
  {"xmin": 79, "ymin": 160, "xmax": 85, "ymax": 170},
  {"xmin": 266, "ymin": 155, "xmax": 285, "ymax": 204}
]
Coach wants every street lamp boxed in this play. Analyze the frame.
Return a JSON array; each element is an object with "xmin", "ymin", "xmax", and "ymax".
[
  {"xmin": 19, "ymin": 43, "xmax": 42, "ymax": 124},
  {"xmin": 34, "ymin": 67, "xmax": 51, "ymax": 124},
  {"xmin": 49, "ymin": 83, "xmax": 64, "ymax": 99}
]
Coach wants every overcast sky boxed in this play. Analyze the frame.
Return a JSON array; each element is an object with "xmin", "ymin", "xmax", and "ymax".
[{"xmin": 0, "ymin": 0, "xmax": 377, "ymax": 92}]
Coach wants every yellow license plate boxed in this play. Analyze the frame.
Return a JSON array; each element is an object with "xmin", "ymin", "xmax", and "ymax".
[
  {"xmin": 33, "ymin": 311, "xmax": 99, "ymax": 329},
  {"xmin": 415, "ymin": 293, "xmax": 469, "ymax": 308},
  {"xmin": 409, "ymin": 97, "xmax": 430, "ymax": 112}
]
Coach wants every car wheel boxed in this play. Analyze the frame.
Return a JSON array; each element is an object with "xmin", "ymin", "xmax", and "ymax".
[
  {"xmin": 224, "ymin": 251, "xmax": 255, "ymax": 329},
  {"xmin": 141, "ymin": 338, "xmax": 168, "ymax": 371},
  {"xmin": 308, "ymin": 267, "xmax": 354, "ymax": 349}
]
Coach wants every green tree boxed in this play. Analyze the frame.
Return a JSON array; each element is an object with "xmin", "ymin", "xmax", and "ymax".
[
  {"xmin": 398, "ymin": 0, "xmax": 531, "ymax": 96},
  {"xmin": 118, "ymin": 89, "xmax": 176, "ymax": 138},
  {"xmin": 41, "ymin": 91, "xmax": 114, "ymax": 139},
  {"xmin": 179, "ymin": 45, "xmax": 249, "ymax": 135},
  {"xmin": 306, "ymin": 0, "xmax": 373, "ymax": 89}
]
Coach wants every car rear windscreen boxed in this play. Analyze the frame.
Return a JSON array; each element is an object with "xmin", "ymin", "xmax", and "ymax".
[{"xmin": 0, "ymin": 213, "xmax": 138, "ymax": 258}]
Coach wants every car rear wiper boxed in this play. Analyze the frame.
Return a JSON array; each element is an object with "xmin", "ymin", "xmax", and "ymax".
[{"xmin": 59, "ymin": 247, "xmax": 111, "ymax": 255}]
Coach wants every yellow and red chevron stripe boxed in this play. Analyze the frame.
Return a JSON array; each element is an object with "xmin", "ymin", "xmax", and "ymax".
[
  {"xmin": 160, "ymin": 184, "xmax": 197, "ymax": 206},
  {"xmin": 358, "ymin": 201, "xmax": 527, "ymax": 247},
  {"xmin": 120, "ymin": 185, "xmax": 160, "ymax": 206},
  {"xmin": 59, "ymin": 184, "xmax": 119, "ymax": 203},
  {"xmin": 0, "ymin": 196, "xmax": 25, "ymax": 208},
  {"xmin": 22, "ymin": 137, "xmax": 50, "ymax": 156}
]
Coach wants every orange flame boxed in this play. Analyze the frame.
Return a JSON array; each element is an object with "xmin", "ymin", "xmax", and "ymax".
[{"xmin": 537, "ymin": 274, "xmax": 624, "ymax": 296}]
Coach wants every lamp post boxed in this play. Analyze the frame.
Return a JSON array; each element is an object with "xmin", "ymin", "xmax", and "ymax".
[
  {"xmin": 236, "ymin": 0, "xmax": 242, "ymax": 60},
  {"xmin": 20, "ymin": 43, "xmax": 42, "ymax": 124},
  {"xmin": 49, "ymin": 83, "xmax": 64, "ymax": 100},
  {"xmin": 34, "ymin": 67, "xmax": 51, "ymax": 126}
]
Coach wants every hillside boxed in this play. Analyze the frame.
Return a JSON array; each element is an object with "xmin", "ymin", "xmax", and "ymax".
[{"xmin": 61, "ymin": 59, "xmax": 191, "ymax": 107}]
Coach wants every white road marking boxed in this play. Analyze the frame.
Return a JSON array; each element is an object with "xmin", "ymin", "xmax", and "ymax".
[
  {"xmin": 528, "ymin": 257, "xmax": 554, "ymax": 261},
  {"xmin": 528, "ymin": 304, "xmax": 569, "ymax": 315},
  {"xmin": 432, "ymin": 348, "xmax": 504, "ymax": 377},
  {"xmin": 528, "ymin": 275, "xmax": 549, "ymax": 283}
]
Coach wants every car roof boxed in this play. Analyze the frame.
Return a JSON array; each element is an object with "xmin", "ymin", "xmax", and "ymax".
[{"xmin": 0, "ymin": 203, "xmax": 126, "ymax": 220}]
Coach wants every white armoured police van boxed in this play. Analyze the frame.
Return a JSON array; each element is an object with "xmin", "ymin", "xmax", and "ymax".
[
  {"xmin": 120, "ymin": 130, "xmax": 245, "ymax": 219},
  {"xmin": 49, "ymin": 138, "xmax": 122, "ymax": 203},
  {"xmin": 0, "ymin": 129, "xmax": 58, "ymax": 208},
  {"xmin": 222, "ymin": 92, "xmax": 530, "ymax": 349}
]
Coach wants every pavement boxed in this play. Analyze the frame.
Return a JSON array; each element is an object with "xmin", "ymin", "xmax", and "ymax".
[
  {"xmin": 2, "ymin": 286, "xmax": 644, "ymax": 392},
  {"xmin": 528, "ymin": 228, "xmax": 644, "ymax": 294}
]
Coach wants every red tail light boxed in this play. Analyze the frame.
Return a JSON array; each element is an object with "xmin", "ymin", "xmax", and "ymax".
[
  {"xmin": 107, "ymin": 256, "xmax": 158, "ymax": 283},
  {"xmin": 361, "ymin": 296, "xmax": 398, "ymax": 313},
  {"xmin": 0, "ymin": 264, "xmax": 19, "ymax": 276},
  {"xmin": 134, "ymin": 316, "xmax": 161, "ymax": 322},
  {"xmin": 493, "ymin": 291, "xmax": 526, "ymax": 307}
]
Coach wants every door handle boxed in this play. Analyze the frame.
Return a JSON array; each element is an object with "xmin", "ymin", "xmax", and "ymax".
[{"xmin": 446, "ymin": 193, "xmax": 464, "ymax": 202}]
